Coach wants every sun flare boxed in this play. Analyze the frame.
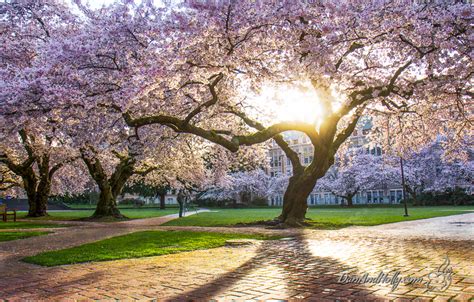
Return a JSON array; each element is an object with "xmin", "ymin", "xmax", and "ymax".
[{"xmin": 251, "ymin": 81, "xmax": 340, "ymax": 126}]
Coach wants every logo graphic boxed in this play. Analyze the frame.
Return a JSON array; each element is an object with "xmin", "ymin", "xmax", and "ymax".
[{"xmin": 425, "ymin": 256, "xmax": 453, "ymax": 292}]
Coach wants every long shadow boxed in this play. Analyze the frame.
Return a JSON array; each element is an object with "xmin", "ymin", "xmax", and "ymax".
[
  {"xmin": 165, "ymin": 235, "xmax": 385, "ymax": 301},
  {"xmin": 0, "ymin": 270, "xmax": 104, "ymax": 300}
]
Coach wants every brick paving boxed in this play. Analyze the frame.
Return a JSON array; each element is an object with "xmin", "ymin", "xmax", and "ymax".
[{"xmin": 0, "ymin": 213, "xmax": 472, "ymax": 301}]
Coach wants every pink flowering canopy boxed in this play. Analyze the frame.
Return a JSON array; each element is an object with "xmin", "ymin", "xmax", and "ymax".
[{"xmin": 1, "ymin": 0, "xmax": 472, "ymax": 222}]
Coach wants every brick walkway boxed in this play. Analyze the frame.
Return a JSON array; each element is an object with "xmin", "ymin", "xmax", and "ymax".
[{"xmin": 0, "ymin": 213, "xmax": 472, "ymax": 301}]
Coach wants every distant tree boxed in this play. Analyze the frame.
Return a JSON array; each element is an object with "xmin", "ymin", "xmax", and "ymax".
[
  {"xmin": 316, "ymin": 149, "xmax": 395, "ymax": 207},
  {"xmin": 123, "ymin": 181, "xmax": 170, "ymax": 209},
  {"xmin": 206, "ymin": 169, "xmax": 288, "ymax": 207},
  {"xmin": 400, "ymin": 141, "xmax": 474, "ymax": 205}
]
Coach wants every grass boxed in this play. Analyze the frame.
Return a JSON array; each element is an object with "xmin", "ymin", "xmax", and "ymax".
[
  {"xmin": 65, "ymin": 203, "xmax": 179, "ymax": 209},
  {"xmin": 23, "ymin": 230, "xmax": 279, "ymax": 266},
  {"xmin": 0, "ymin": 231, "xmax": 50, "ymax": 242},
  {"xmin": 163, "ymin": 206, "xmax": 474, "ymax": 229},
  {"xmin": 19, "ymin": 208, "xmax": 178, "ymax": 221},
  {"xmin": 0, "ymin": 221, "xmax": 65, "ymax": 229}
]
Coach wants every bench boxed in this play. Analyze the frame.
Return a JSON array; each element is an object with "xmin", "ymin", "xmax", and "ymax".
[{"xmin": 0, "ymin": 204, "xmax": 16, "ymax": 222}]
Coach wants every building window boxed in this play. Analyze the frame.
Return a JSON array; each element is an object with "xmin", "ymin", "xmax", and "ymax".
[{"xmin": 390, "ymin": 189, "xmax": 403, "ymax": 203}]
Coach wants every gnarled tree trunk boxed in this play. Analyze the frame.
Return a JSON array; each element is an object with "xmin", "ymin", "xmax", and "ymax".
[
  {"xmin": 1, "ymin": 130, "xmax": 73, "ymax": 217},
  {"xmin": 93, "ymin": 182, "xmax": 124, "ymax": 218},
  {"xmin": 279, "ymin": 174, "xmax": 318, "ymax": 226},
  {"xmin": 81, "ymin": 149, "xmax": 136, "ymax": 219}
]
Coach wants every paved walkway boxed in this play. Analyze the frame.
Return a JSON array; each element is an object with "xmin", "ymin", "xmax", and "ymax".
[{"xmin": 0, "ymin": 213, "xmax": 472, "ymax": 301}]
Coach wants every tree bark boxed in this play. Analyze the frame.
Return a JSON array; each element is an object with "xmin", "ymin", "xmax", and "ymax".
[
  {"xmin": 177, "ymin": 190, "xmax": 185, "ymax": 218},
  {"xmin": 278, "ymin": 173, "xmax": 319, "ymax": 227},
  {"xmin": 1, "ymin": 130, "xmax": 73, "ymax": 217},
  {"xmin": 92, "ymin": 183, "xmax": 124, "ymax": 218},
  {"xmin": 81, "ymin": 149, "xmax": 135, "ymax": 219},
  {"xmin": 346, "ymin": 195, "xmax": 354, "ymax": 207},
  {"xmin": 23, "ymin": 157, "xmax": 52, "ymax": 217},
  {"xmin": 159, "ymin": 192, "xmax": 166, "ymax": 209}
]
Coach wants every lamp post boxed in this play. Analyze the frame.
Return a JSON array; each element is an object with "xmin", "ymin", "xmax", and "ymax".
[{"xmin": 400, "ymin": 156, "xmax": 409, "ymax": 217}]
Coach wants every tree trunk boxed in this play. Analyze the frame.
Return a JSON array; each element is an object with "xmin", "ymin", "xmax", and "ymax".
[
  {"xmin": 81, "ymin": 151, "xmax": 132, "ymax": 219},
  {"xmin": 25, "ymin": 187, "xmax": 38, "ymax": 217},
  {"xmin": 346, "ymin": 195, "xmax": 354, "ymax": 207},
  {"xmin": 92, "ymin": 184, "xmax": 124, "ymax": 219},
  {"xmin": 177, "ymin": 190, "xmax": 185, "ymax": 218},
  {"xmin": 159, "ymin": 192, "xmax": 166, "ymax": 209},
  {"xmin": 178, "ymin": 201, "xmax": 184, "ymax": 217},
  {"xmin": 23, "ymin": 173, "xmax": 50, "ymax": 217},
  {"xmin": 278, "ymin": 173, "xmax": 318, "ymax": 227},
  {"xmin": 31, "ymin": 186, "xmax": 50, "ymax": 217}
]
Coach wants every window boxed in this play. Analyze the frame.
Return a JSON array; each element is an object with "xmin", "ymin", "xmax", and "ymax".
[
  {"xmin": 379, "ymin": 190, "xmax": 385, "ymax": 203},
  {"xmin": 355, "ymin": 192, "xmax": 362, "ymax": 204},
  {"xmin": 324, "ymin": 193, "xmax": 330, "ymax": 204},
  {"xmin": 390, "ymin": 190, "xmax": 403, "ymax": 203},
  {"xmin": 367, "ymin": 191, "xmax": 372, "ymax": 203}
]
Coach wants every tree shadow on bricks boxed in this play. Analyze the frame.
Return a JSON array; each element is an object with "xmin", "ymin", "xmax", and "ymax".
[
  {"xmin": 165, "ymin": 236, "xmax": 391, "ymax": 301},
  {"xmin": 0, "ymin": 269, "xmax": 105, "ymax": 300}
]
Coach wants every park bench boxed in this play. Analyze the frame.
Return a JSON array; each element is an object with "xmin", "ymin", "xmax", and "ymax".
[{"xmin": 0, "ymin": 204, "xmax": 17, "ymax": 222}]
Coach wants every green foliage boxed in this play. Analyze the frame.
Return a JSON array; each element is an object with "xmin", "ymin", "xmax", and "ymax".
[
  {"xmin": 23, "ymin": 230, "xmax": 279, "ymax": 266},
  {"xmin": 119, "ymin": 198, "xmax": 145, "ymax": 207},
  {"xmin": 49, "ymin": 192, "xmax": 98, "ymax": 205},
  {"xmin": 250, "ymin": 197, "xmax": 269, "ymax": 207},
  {"xmin": 415, "ymin": 188, "xmax": 474, "ymax": 206},
  {"xmin": 123, "ymin": 181, "xmax": 169, "ymax": 198},
  {"xmin": 163, "ymin": 206, "xmax": 474, "ymax": 228},
  {"xmin": 0, "ymin": 231, "xmax": 50, "ymax": 242}
]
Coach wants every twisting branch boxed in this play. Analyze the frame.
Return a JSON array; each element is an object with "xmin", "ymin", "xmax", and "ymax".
[
  {"xmin": 224, "ymin": 107, "xmax": 304, "ymax": 175},
  {"xmin": 49, "ymin": 156, "xmax": 80, "ymax": 178},
  {"xmin": 183, "ymin": 73, "xmax": 223, "ymax": 125}
]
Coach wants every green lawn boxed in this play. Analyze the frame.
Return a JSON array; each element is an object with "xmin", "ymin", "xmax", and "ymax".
[
  {"xmin": 0, "ymin": 221, "xmax": 65, "ymax": 229},
  {"xmin": 65, "ymin": 203, "xmax": 179, "ymax": 209},
  {"xmin": 23, "ymin": 230, "xmax": 279, "ymax": 266},
  {"xmin": 0, "ymin": 231, "xmax": 50, "ymax": 242},
  {"xmin": 19, "ymin": 208, "xmax": 178, "ymax": 221},
  {"xmin": 163, "ymin": 206, "xmax": 474, "ymax": 229}
]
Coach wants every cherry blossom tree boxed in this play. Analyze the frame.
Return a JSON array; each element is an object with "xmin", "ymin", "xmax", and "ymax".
[
  {"xmin": 0, "ymin": 127, "xmax": 79, "ymax": 216},
  {"xmin": 0, "ymin": 0, "xmax": 81, "ymax": 216},
  {"xmin": 3, "ymin": 1, "xmax": 472, "ymax": 225},
  {"xmin": 397, "ymin": 141, "xmax": 474, "ymax": 205},
  {"xmin": 119, "ymin": 1, "xmax": 472, "ymax": 225},
  {"xmin": 206, "ymin": 169, "xmax": 287, "ymax": 206}
]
